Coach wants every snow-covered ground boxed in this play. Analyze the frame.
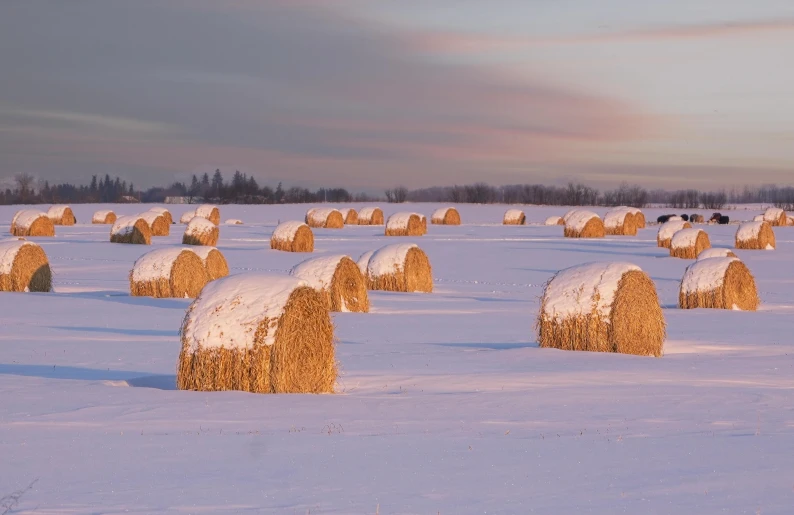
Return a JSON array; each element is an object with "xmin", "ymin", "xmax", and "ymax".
[{"xmin": 2, "ymin": 203, "xmax": 794, "ymax": 514}]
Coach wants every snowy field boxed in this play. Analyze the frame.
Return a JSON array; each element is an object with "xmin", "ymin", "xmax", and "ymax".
[{"xmin": 2, "ymin": 202, "xmax": 794, "ymax": 514}]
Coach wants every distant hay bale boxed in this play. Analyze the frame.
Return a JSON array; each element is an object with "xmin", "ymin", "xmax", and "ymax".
[
  {"xmin": 656, "ymin": 220, "xmax": 692, "ymax": 248},
  {"xmin": 339, "ymin": 209, "xmax": 358, "ymax": 225},
  {"xmin": 361, "ymin": 243, "xmax": 433, "ymax": 293},
  {"xmin": 110, "ymin": 216, "xmax": 152, "ymax": 245},
  {"xmin": 141, "ymin": 211, "xmax": 170, "ymax": 236},
  {"xmin": 224, "ymin": 219, "xmax": 243, "ymax": 225},
  {"xmin": 753, "ymin": 215, "xmax": 765, "ymax": 222},
  {"xmin": 562, "ymin": 209, "xmax": 579, "ymax": 223},
  {"xmin": 290, "ymin": 255, "xmax": 369, "ymax": 312},
  {"xmin": 92, "ymin": 210, "xmax": 116, "ymax": 224},
  {"xmin": 177, "ymin": 274, "xmax": 336, "ymax": 394},
  {"xmin": 670, "ymin": 228, "xmax": 711, "ymax": 259},
  {"xmin": 0, "ymin": 240, "xmax": 52, "ymax": 292},
  {"xmin": 563, "ymin": 211, "xmax": 605, "ymax": 238},
  {"xmin": 305, "ymin": 208, "xmax": 344, "ymax": 229},
  {"xmin": 189, "ymin": 246, "xmax": 230, "ymax": 281},
  {"xmin": 271, "ymin": 221, "xmax": 314, "ymax": 252},
  {"xmin": 628, "ymin": 208, "xmax": 646, "ymax": 228},
  {"xmin": 10, "ymin": 210, "xmax": 55, "ymax": 237},
  {"xmin": 358, "ymin": 207, "xmax": 384, "ymax": 225},
  {"xmin": 679, "ymin": 257, "xmax": 758, "ymax": 311},
  {"xmin": 385, "ymin": 212, "xmax": 425, "ymax": 236},
  {"xmin": 690, "ymin": 214, "xmax": 705, "ymax": 223},
  {"xmin": 130, "ymin": 248, "xmax": 209, "ymax": 298},
  {"xmin": 431, "ymin": 207, "xmax": 461, "ymax": 225},
  {"xmin": 148, "ymin": 207, "xmax": 173, "ymax": 225},
  {"xmin": 697, "ymin": 248, "xmax": 737, "ymax": 261},
  {"xmin": 762, "ymin": 207, "xmax": 787, "ymax": 227},
  {"xmin": 537, "ymin": 262, "xmax": 665, "ymax": 357},
  {"xmin": 604, "ymin": 207, "xmax": 638, "ymax": 236},
  {"xmin": 195, "ymin": 204, "xmax": 220, "ymax": 225},
  {"xmin": 419, "ymin": 214, "xmax": 428, "ymax": 234},
  {"xmin": 180, "ymin": 210, "xmax": 196, "ymax": 224},
  {"xmin": 543, "ymin": 216, "xmax": 564, "ymax": 226},
  {"xmin": 183, "ymin": 217, "xmax": 219, "ymax": 246},
  {"xmin": 735, "ymin": 221, "xmax": 775, "ymax": 250},
  {"xmin": 504, "ymin": 209, "xmax": 526, "ymax": 225},
  {"xmin": 47, "ymin": 205, "xmax": 76, "ymax": 225}
]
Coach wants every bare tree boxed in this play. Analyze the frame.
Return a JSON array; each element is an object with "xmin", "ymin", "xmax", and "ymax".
[{"xmin": 14, "ymin": 173, "xmax": 34, "ymax": 202}]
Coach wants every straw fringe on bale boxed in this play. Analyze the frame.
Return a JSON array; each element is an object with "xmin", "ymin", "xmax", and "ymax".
[
  {"xmin": 148, "ymin": 207, "xmax": 173, "ymax": 225},
  {"xmin": 183, "ymin": 218, "xmax": 219, "ymax": 246},
  {"xmin": 10, "ymin": 210, "xmax": 55, "ymax": 237},
  {"xmin": 92, "ymin": 211, "xmax": 117, "ymax": 224},
  {"xmin": 110, "ymin": 217, "xmax": 151, "ymax": 244},
  {"xmin": 341, "ymin": 209, "xmax": 358, "ymax": 225},
  {"xmin": 0, "ymin": 241, "xmax": 52, "ymax": 292},
  {"xmin": 290, "ymin": 255, "xmax": 369, "ymax": 312},
  {"xmin": 357, "ymin": 207, "xmax": 384, "ymax": 225},
  {"xmin": 364, "ymin": 244, "xmax": 433, "ymax": 293},
  {"xmin": 564, "ymin": 212, "xmax": 605, "ymax": 238},
  {"xmin": 431, "ymin": 207, "xmax": 461, "ymax": 225},
  {"xmin": 142, "ymin": 211, "xmax": 170, "ymax": 236},
  {"xmin": 763, "ymin": 207, "xmax": 787, "ymax": 227},
  {"xmin": 604, "ymin": 208, "xmax": 638, "ymax": 236},
  {"xmin": 656, "ymin": 221, "xmax": 692, "ymax": 248},
  {"xmin": 271, "ymin": 222, "xmax": 314, "ymax": 252},
  {"xmin": 630, "ymin": 210, "xmax": 646, "ymax": 228},
  {"xmin": 385, "ymin": 213, "xmax": 425, "ymax": 236},
  {"xmin": 503, "ymin": 210, "xmax": 526, "ymax": 225},
  {"xmin": 670, "ymin": 229, "xmax": 711, "ymax": 259},
  {"xmin": 194, "ymin": 247, "xmax": 229, "ymax": 281},
  {"xmin": 47, "ymin": 205, "xmax": 76, "ymax": 225},
  {"xmin": 736, "ymin": 221, "xmax": 775, "ymax": 250},
  {"xmin": 194, "ymin": 205, "xmax": 220, "ymax": 225},
  {"xmin": 679, "ymin": 258, "xmax": 758, "ymax": 311},
  {"xmin": 130, "ymin": 249, "xmax": 209, "ymax": 298},
  {"xmin": 305, "ymin": 208, "xmax": 344, "ymax": 229}
]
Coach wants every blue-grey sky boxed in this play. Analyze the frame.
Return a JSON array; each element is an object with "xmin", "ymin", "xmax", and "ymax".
[{"xmin": 1, "ymin": 0, "xmax": 793, "ymax": 190}]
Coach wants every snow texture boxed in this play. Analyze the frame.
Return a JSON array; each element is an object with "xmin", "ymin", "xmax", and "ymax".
[
  {"xmin": 148, "ymin": 207, "xmax": 169, "ymax": 215},
  {"xmin": 658, "ymin": 220, "xmax": 689, "ymax": 241},
  {"xmin": 668, "ymin": 215, "xmax": 683, "ymax": 222},
  {"xmin": 307, "ymin": 208, "xmax": 341, "ymax": 225},
  {"xmin": 504, "ymin": 209, "xmax": 524, "ymax": 222},
  {"xmin": 141, "ymin": 210, "xmax": 165, "ymax": 226},
  {"xmin": 92, "ymin": 210, "xmax": 113, "ymax": 223},
  {"xmin": 541, "ymin": 261, "xmax": 641, "ymax": 321},
  {"xmin": 367, "ymin": 243, "xmax": 418, "ymax": 277},
  {"xmin": 670, "ymin": 228, "xmax": 703, "ymax": 249},
  {"xmin": 764, "ymin": 207, "xmax": 785, "ymax": 222},
  {"xmin": 224, "ymin": 219, "xmax": 243, "ymax": 225},
  {"xmin": 697, "ymin": 248, "xmax": 735, "ymax": 261},
  {"xmin": 110, "ymin": 215, "xmax": 143, "ymax": 236},
  {"xmin": 356, "ymin": 250, "xmax": 375, "ymax": 277},
  {"xmin": 185, "ymin": 217, "xmax": 216, "ymax": 236},
  {"xmin": 432, "ymin": 207, "xmax": 453, "ymax": 220},
  {"xmin": 562, "ymin": 209, "xmax": 579, "ymax": 222},
  {"xmin": 680, "ymin": 257, "xmax": 738, "ymax": 294},
  {"xmin": 271, "ymin": 221, "xmax": 307, "ymax": 242},
  {"xmin": 180, "ymin": 211, "xmax": 196, "ymax": 223},
  {"xmin": 753, "ymin": 215, "xmax": 765, "ymax": 222},
  {"xmin": 185, "ymin": 245, "xmax": 216, "ymax": 261},
  {"xmin": 386, "ymin": 212, "xmax": 421, "ymax": 230},
  {"xmin": 47, "ymin": 205, "xmax": 70, "ymax": 220},
  {"xmin": 736, "ymin": 221, "xmax": 765, "ymax": 242},
  {"xmin": 544, "ymin": 216, "xmax": 562, "ymax": 226},
  {"xmin": 12, "ymin": 209, "xmax": 48, "ymax": 230},
  {"xmin": 338, "ymin": 209, "xmax": 352, "ymax": 220},
  {"xmin": 183, "ymin": 273, "xmax": 306, "ymax": 350},
  {"xmin": 564, "ymin": 210, "xmax": 599, "ymax": 232},
  {"xmin": 604, "ymin": 207, "xmax": 633, "ymax": 229},
  {"xmin": 290, "ymin": 254, "xmax": 347, "ymax": 291},
  {"xmin": 0, "ymin": 239, "xmax": 33, "ymax": 274},
  {"xmin": 131, "ymin": 247, "xmax": 186, "ymax": 282},
  {"xmin": 195, "ymin": 204, "xmax": 218, "ymax": 222}
]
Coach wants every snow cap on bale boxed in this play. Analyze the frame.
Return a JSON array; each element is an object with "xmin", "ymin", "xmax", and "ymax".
[
  {"xmin": 183, "ymin": 217, "xmax": 219, "ymax": 246},
  {"xmin": 180, "ymin": 210, "xmax": 196, "ymax": 224},
  {"xmin": 670, "ymin": 228, "xmax": 711, "ymax": 259},
  {"xmin": 544, "ymin": 216, "xmax": 564, "ymax": 226},
  {"xmin": 338, "ymin": 208, "xmax": 358, "ymax": 225},
  {"xmin": 147, "ymin": 206, "xmax": 173, "ymax": 225},
  {"xmin": 668, "ymin": 215, "xmax": 683, "ymax": 222},
  {"xmin": 679, "ymin": 257, "xmax": 758, "ymax": 310},
  {"xmin": 141, "ymin": 210, "xmax": 170, "ymax": 236},
  {"xmin": 130, "ymin": 247, "xmax": 209, "ymax": 298},
  {"xmin": 563, "ymin": 211, "xmax": 605, "ymax": 238},
  {"xmin": 736, "ymin": 221, "xmax": 775, "ymax": 250},
  {"xmin": 365, "ymin": 243, "xmax": 433, "ymax": 292},
  {"xmin": 385, "ymin": 212, "xmax": 425, "ymax": 236},
  {"xmin": 562, "ymin": 209, "xmax": 579, "ymax": 223},
  {"xmin": 357, "ymin": 207, "xmax": 384, "ymax": 225},
  {"xmin": 356, "ymin": 250, "xmax": 376, "ymax": 278},
  {"xmin": 10, "ymin": 210, "xmax": 55, "ymax": 237},
  {"xmin": 305, "ymin": 208, "xmax": 344, "ymax": 229},
  {"xmin": 92, "ymin": 210, "xmax": 116, "ymax": 224},
  {"xmin": 431, "ymin": 207, "xmax": 461, "ymax": 225},
  {"xmin": 188, "ymin": 246, "xmax": 229, "ymax": 281},
  {"xmin": 0, "ymin": 239, "xmax": 52, "ymax": 292},
  {"xmin": 110, "ymin": 215, "xmax": 151, "ymax": 244},
  {"xmin": 697, "ymin": 248, "xmax": 736, "ymax": 261},
  {"xmin": 177, "ymin": 273, "xmax": 336, "ymax": 394},
  {"xmin": 753, "ymin": 215, "xmax": 765, "ymax": 222},
  {"xmin": 538, "ymin": 262, "xmax": 665, "ymax": 357},
  {"xmin": 47, "ymin": 205, "xmax": 76, "ymax": 225},
  {"xmin": 627, "ymin": 208, "xmax": 646, "ymax": 228},
  {"xmin": 656, "ymin": 220, "xmax": 692, "ymax": 248},
  {"xmin": 194, "ymin": 204, "xmax": 220, "ymax": 225},
  {"xmin": 762, "ymin": 207, "xmax": 787, "ymax": 227},
  {"xmin": 290, "ymin": 254, "xmax": 369, "ymax": 312},
  {"xmin": 270, "ymin": 221, "xmax": 314, "ymax": 252},
  {"xmin": 504, "ymin": 209, "xmax": 526, "ymax": 225},
  {"xmin": 604, "ymin": 207, "xmax": 638, "ymax": 236}
]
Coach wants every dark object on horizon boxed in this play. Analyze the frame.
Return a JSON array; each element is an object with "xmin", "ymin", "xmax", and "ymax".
[
  {"xmin": 709, "ymin": 212, "xmax": 722, "ymax": 223},
  {"xmin": 690, "ymin": 214, "xmax": 704, "ymax": 223},
  {"xmin": 657, "ymin": 214, "xmax": 676, "ymax": 224},
  {"xmin": 719, "ymin": 216, "xmax": 730, "ymax": 225},
  {"xmin": 681, "ymin": 214, "xmax": 690, "ymax": 221}
]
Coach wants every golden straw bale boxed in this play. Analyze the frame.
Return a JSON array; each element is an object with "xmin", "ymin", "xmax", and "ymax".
[
  {"xmin": 544, "ymin": 216, "xmax": 564, "ymax": 226},
  {"xmin": 670, "ymin": 228, "xmax": 711, "ymax": 259},
  {"xmin": 563, "ymin": 211, "xmax": 605, "ymax": 238},
  {"xmin": 362, "ymin": 243, "xmax": 433, "ymax": 293},
  {"xmin": 290, "ymin": 255, "xmax": 369, "ymax": 312},
  {"xmin": 183, "ymin": 217, "xmax": 219, "ymax": 246},
  {"xmin": 189, "ymin": 246, "xmax": 230, "ymax": 281},
  {"xmin": 679, "ymin": 257, "xmax": 758, "ymax": 310},
  {"xmin": 110, "ymin": 216, "xmax": 152, "ymax": 244},
  {"xmin": 504, "ymin": 209, "xmax": 526, "ymax": 225},
  {"xmin": 0, "ymin": 240, "xmax": 52, "ymax": 292},
  {"xmin": 358, "ymin": 207, "xmax": 384, "ymax": 225},
  {"xmin": 10, "ymin": 210, "xmax": 55, "ymax": 237},
  {"xmin": 431, "ymin": 207, "xmax": 461, "ymax": 225},
  {"xmin": 656, "ymin": 220, "xmax": 692, "ymax": 248},
  {"xmin": 180, "ymin": 210, "xmax": 196, "ymax": 224},
  {"xmin": 148, "ymin": 207, "xmax": 173, "ymax": 225},
  {"xmin": 141, "ymin": 211, "xmax": 170, "ymax": 236},
  {"xmin": 340, "ymin": 209, "xmax": 358, "ymax": 225},
  {"xmin": 604, "ymin": 207, "xmax": 638, "ymax": 236},
  {"xmin": 195, "ymin": 205, "xmax": 220, "ymax": 225},
  {"xmin": 92, "ymin": 210, "xmax": 117, "ymax": 224},
  {"xmin": 305, "ymin": 208, "xmax": 344, "ymax": 229},
  {"xmin": 271, "ymin": 221, "xmax": 314, "ymax": 252},
  {"xmin": 762, "ymin": 207, "xmax": 787, "ymax": 227},
  {"xmin": 47, "ymin": 205, "xmax": 76, "ymax": 225},
  {"xmin": 735, "ymin": 221, "xmax": 775, "ymax": 250},
  {"xmin": 130, "ymin": 248, "xmax": 210, "ymax": 298},
  {"xmin": 385, "ymin": 212, "xmax": 425, "ymax": 236}
]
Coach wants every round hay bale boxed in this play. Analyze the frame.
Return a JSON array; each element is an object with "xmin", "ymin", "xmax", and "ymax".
[
  {"xmin": 130, "ymin": 248, "xmax": 209, "ymax": 298},
  {"xmin": 656, "ymin": 220, "xmax": 692, "ymax": 248},
  {"xmin": 736, "ymin": 221, "xmax": 775, "ymax": 250},
  {"xmin": 419, "ymin": 214, "xmax": 428, "ymax": 234},
  {"xmin": 271, "ymin": 221, "xmax": 314, "ymax": 252},
  {"xmin": 753, "ymin": 215, "xmax": 765, "ymax": 222},
  {"xmin": 92, "ymin": 210, "xmax": 117, "ymax": 224},
  {"xmin": 0, "ymin": 240, "xmax": 52, "ymax": 292},
  {"xmin": 762, "ymin": 207, "xmax": 787, "ymax": 227},
  {"xmin": 195, "ymin": 204, "xmax": 220, "ymax": 225},
  {"xmin": 110, "ymin": 216, "xmax": 151, "ymax": 244},
  {"xmin": 290, "ymin": 255, "xmax": 369, "ymax": 312},
  {"xmin": 47, "ymin": 205, "xmax": 76, "ymax": 225},
  {"xmin": 177, "ymin": 274, "xmax": 336, "ymax": 394},
  {"xmin": 697, "ymin": 248, "xmax": 737, "ymax": 261},
  {"xmin": 141, "ymin": 211, "xmax": 170, "ymax": 236},
  {"xmin": 356, "ymin": 250, "xmax": 375, "ymax": 278},
  {"xmin": 180, "ymin": 210, "xmax": 196, "ymax": 224},
  {"xmin": 363, "ymin": 243, "xmax": 432, "ymax": 292},
  {"xmin": 339, "ymin": 209, "xmax": 358, "ymax": 225},
  {"xmin": 679, "ymin": 257, "xmax": 758, "ymax": 310},
  {"xmin": 543, "ymin": 216, "xmax": 564, "ymax": 226},
  {"xmin": 538, "ymin": 262, "xmax": 665, "ymax": 356},
  {"xmin": 385, "ymin": 212, "xmax": 425, "ymax": 237},
  {"xmin": 563, "ymin": 211, "xmax": 605, "ymax": 238},
  {"xmin": 431, "ymin": 207, "xmax": 461, "ymax": 225},
  {"xmin": 10, "ymin": 210, "xmax": 55, "ymax": 237},
  {"xmin": 787, "ymin": 216, "xmax": 794, "ymax": 226},
  {"xmin": 148, "ymin": 207, "xmax": 173, "ymax": 225},
  {"xmin": 562, "ymin": 209, "xmax": 579, "ymax": 223},
  {"xmin": 189, "ymin": 246, "xmax": 230, "ymax": 281},
  {"xmin": 305, "ymin": 208, "xmax": 344, "ymax": 229},
  {"xmin": 224, "ymin": 219, "xmax": 243, "ymax": 225},
  {"xmin": 628, "ymin": 209, "xmax": 646, "ymax": 228},
  {"xmin": 670, "ymin": 228, "xmax": 711, "ymax": 259},
  {"xmin": 504, "ymin": 209, "xmax": 526, "ymax": 225},
  {"xmin": 358, "ymin": 207, "xmax": 384, "ymax": 225},
  {"xmin": 604, "ymin": 207, "xmax": 638, "ymax": 236},
  {"xmin": 183, "ymin": 217, "xmax": 219, "ymax": 246}
]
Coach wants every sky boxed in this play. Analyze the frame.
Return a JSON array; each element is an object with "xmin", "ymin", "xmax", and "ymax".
[{"xmin": 1, "ymin": 0, "xmax": 793, "ymax": 192}]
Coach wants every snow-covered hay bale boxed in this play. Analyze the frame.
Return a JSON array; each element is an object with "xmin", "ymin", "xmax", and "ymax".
[
  {"xmin": 431, "ymin": 207, "xmax": 461, "ymax": 225},
  {"xmin": 361, "ymin": 243, "xmax": 433, "ymax": 293},
  {"xmin": 0, "ymin": 240, "xmax": 52, "ymax": 292},
  {"xmin": 177, "ymin": 274, "xmax": 336, "ymax": 394},
  {"xmin": 305, "ymin": 208, "xmax": 344, "ymax": 229},
  {"xmin": 763, "ymin": 207, "xmax": 787, "ymax": 227},
  {"xmin": 787, "ymin": 216, "xmax": 794, "ymax": 226},
  {"xmin": 189, "ymin": 246, "xmax": 229, "ymax": 281},
  {"xmin": 92, "ymin": 210, "xmax": 116, "ymax": 225},
  {"xmin": 670, "ymin": 228, "xmax": 711, "ymax": 259},
  {"xmin": 141, "ymin": 211, "xmax": 170, "ymax": 236},
  {"xmin": 562, "ymin": 209, "xmax": 579, "ymax": 223},
  {"xmin": 10, "ymin": 210, "xmax": 55, "ymax": 237},
  {"xmin": 130, "ymin": 248, "xmax": 209, "ymax": 298},
  {"xmin": 628, "ymin": 208, "xmax": 646, "ymax": 228},
  {"xmin": 180, "ymin": 210, "xmax": 196, "ymax": 224},
  {"xmin": 735, "ymin": 221, "xmax": 775, "ymax": 250},
  {"xmin": 357, "ymin": 207, "xmax": 384, "ymax": 225},
  {"xmin": 47, "ymin": 205, "xmax": 76, "ymax": 225},
  {"xmin": 419, "ymin": 214, "xmax": 428, "ymax": 234},
  {"xmin": 110, "ymin": 216, "xmax": 151, "ymax": 244},
  {"xmin": 385, "ymin": 212, "xmax": 425, "ymax": 237},
  {"xmin": 697, "ymin": 248, "xmax": 736, "ymax": 261},
  {"xmin": 604, "ymin": 207, "xmax": 638, "ymax": 236},
  {"xmin": 271, "ymin": 221, "xmax": 314, "ymax": 253},
  {"xmin": 224, "ymin": 219, "xmax": 243, "ymax": 225},
  {"xmin": 690, "ymin": 214, "xmax": 705, "ymax": 224},
  {"xmin": 656, "ymin": 220, "xmax": 692, "ymax": 248},
  {"xmin": 543, "ymin": 216, "xmax": 564, "ymax": 226},
  {"xmin": 679, "ymin": 257, "xmax": 758, "ymax": 311},
  {"xmin": 194, "ymin": 204, "xmax": 220, "ymax": 225},
  {"xmin": 753, "ymin": 215, "xmax": 765, "ymax": 222},
  {"xmin": 503, "ymin": 209, "xmax": 526, "ymax": 225},
  {"xmin": 538, "ymin": 262, "xmax": 665, "ymax": 357},
  {"xmin": 148, "ymin": 206, "xmax": 173, "ymax": 225},
  {"xmin": 339, "ymin": 209, "xmax": 358, "ymax": 225},
  {"xmin": 183, "ymin": 217, "xmax": 219, "ymax": 246},
  {"xmin": 563, "ymin": 211, "xmax": 605, "ymax": 238},
  {"xmin": 290, "ymin": 255, "xmax": 369, "ymax": 312}
]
